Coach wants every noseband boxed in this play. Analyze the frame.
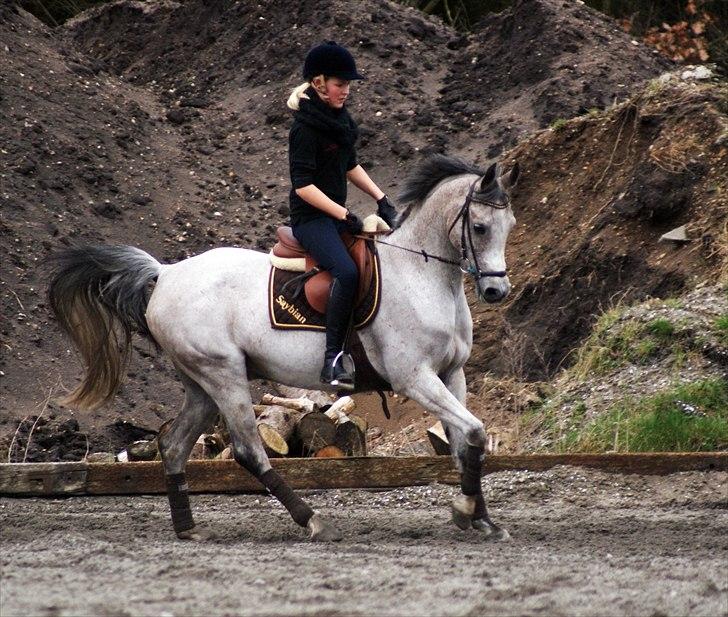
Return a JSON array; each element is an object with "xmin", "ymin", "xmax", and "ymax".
[{"xmin": 372, "ymin": 177, "xmax": 510, "ymax": 284}]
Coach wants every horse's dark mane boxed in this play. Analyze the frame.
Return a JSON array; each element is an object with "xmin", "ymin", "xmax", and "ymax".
[{"xmin": 398, "ymin": 154, "xmax": 485, "ymax": 205}]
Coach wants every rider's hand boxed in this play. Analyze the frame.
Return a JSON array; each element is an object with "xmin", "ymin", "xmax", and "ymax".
[
  {"xmin": 376, "ymin": 195, "xmax": 398, "ymax": 229},
  {"xmin": 344, "ymin": 211, "xmax": 364, "ymax": 235}
]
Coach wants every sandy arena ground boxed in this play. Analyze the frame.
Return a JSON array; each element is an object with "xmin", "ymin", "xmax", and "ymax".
[{"xmin": 1, "ymin": 466, "xmax": 726, "ymax": 617}]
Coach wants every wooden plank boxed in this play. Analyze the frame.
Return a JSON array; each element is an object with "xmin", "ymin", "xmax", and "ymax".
[
  {"xmin": 83, "ymin": 456, "xmax": 460, "ymax": 495},
  {"xmin": 0, "ymin": 462, "xmax": 87, "ymax": 496},
  {"xmin": 485, "ymin": 452, "xmax": 728, "ymax": 475},
  {"xmin": 0, "ymin": 453, "xmax": 725, "ymax": 497}
]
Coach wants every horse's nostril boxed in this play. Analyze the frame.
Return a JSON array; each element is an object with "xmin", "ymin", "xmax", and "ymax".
[{"xmin": 482, "ymin": 287, "xmax": 503, "ymax": 303}]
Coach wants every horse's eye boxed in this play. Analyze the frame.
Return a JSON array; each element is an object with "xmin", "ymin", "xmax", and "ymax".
[{"xmin": 473, "ymin": 223, "xmax": 487, "ymax": 235}]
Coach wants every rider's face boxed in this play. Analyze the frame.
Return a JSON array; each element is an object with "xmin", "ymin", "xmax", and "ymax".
[{"xmin": 314, "ymin": 77, "xmax": 350, "ymax": 109}]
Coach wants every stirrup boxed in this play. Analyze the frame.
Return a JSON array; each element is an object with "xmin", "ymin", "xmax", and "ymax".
[{"xmin": 321, "ymin": 351, "xmax": 355, "ymax": 390}]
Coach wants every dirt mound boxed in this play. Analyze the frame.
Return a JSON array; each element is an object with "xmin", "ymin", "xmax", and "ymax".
[
  {"xmin": 469, "ymin": 75, "xmax": 728, "ymax": 382},
  {"xmin": 64, "ymin": 0, "xmax": 457, "ymax": 174},
  {"xmin": 444, "ymin": 0, "xmax": 672, "ymax": 157}
]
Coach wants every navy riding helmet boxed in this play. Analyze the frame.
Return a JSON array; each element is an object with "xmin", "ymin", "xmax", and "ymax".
[{"xmin": 303, "ymin": 41, "xmax": 365, "ymax": 81}]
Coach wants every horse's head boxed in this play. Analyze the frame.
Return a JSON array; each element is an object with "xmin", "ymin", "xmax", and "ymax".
[{"xmin": 448, "ymin": 161, "xmax": 519, "ymax": 303}]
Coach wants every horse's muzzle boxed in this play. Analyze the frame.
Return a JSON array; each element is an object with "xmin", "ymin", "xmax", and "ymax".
[{"xmin": 477, "ymin": 278, "xmax": 511, "ymax": 303}]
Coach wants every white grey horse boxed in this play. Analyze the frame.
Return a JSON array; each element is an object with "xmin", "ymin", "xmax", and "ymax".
[{"xmin": 48, "ymin": 154, "xmax": 519, "ymax": 541}]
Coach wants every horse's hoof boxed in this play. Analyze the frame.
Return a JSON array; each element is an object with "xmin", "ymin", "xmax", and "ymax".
[
  {"xmin": 472, "ymin": 519, "xmax": 511, "ymax": 541},
  {"xmin": 451, "ymin": 495, "xmax": 475, "ymax": 530},
  {"xmin": 176, "ymin": 526, "xmax": 215, "ymax": 541},
  {"xmin": 307, "ymin": 513, "xmax": 343, "ymax": 542},
  {"xmin": 470, "ymin": 518, "xmax": 493, "ymax": 536}
]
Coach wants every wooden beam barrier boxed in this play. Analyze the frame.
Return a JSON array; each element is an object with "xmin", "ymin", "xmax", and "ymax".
[{"xmin": 0, "ymin": 452, "xmax": 725, "ymax": 497}]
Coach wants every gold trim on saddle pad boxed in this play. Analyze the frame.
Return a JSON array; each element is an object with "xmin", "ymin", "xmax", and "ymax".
[{"xmin": 268, "ymin": 253, "xmax": 382, "ymax": 332}]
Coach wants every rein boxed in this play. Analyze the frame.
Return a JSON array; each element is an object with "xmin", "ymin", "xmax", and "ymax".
[{"xmin": 371, "ymin": 179, "xmax": 509, "ymax": 281}]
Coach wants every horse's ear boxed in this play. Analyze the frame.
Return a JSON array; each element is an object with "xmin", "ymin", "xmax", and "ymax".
[
  {"xmin": 480, "ymin": 162, "xmax": 498, "ymax": 190},
  {"xmin": 501, "ymin": 161, "xmax": 520, "ymax": 190}
]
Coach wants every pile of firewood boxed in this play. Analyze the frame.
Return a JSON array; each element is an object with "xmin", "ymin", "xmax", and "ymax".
[
  {"xmin": 114, "ymin": 395, "xmax": 367, "ymax": 462},
  {"xmin": 252, "ymin": 394, "xmax": 367, "ymax": 458}
]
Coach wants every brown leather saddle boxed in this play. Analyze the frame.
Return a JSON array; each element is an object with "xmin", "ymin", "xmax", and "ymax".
[{"xmin": 271, "ymin": 226, "xmax": 377, "ymax": 315}]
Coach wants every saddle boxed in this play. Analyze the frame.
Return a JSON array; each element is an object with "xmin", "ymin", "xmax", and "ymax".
[{"xmin": 269, "ymin": 214, "xmax": 389, "ymax": 316}]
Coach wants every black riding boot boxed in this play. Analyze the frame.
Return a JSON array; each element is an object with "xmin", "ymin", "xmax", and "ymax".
[{"xmin": 320, "ymin": 278, "xmax": 355, "ymax": 390}]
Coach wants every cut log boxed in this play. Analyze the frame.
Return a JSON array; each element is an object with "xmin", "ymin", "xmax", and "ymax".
[
  {"xmin": 349, "ymin": 414, "xmax": 368, "ymax": 435},
  {"xmin": 189, "ymin": 435, "xmax": 206, "ymax": 460},
  {"xmin": 324, "ymin": 396, "xmax": 356, "ymax": 422},
  {"xmin": 313, "ymin": 445, "xmax": 345, "ymax": 458},
  {"xmin": 334, "ymin": 417, "xmax": 367, "ymax": 456},
  {"xmin": 127, "ymin": 440, "xmax": 158, "ymax": 461},
  {"xmin": 427, "ymin": 421, "xmax": 451, "ymax": 456},
  {"xmin": 260, "ymin": 394, "xmax": 318, "ymax": 414},
  {"xmin": 256, "ymin": 405, "xmax": 301, "ymax": 458},
  {"xmin": 257, "ymin": 405, "xmax": 301, "ymax": 440},
  {"xmin": 187, "ymin": 433, "xmax": 226, "ymax": 460},
  {"xmin": 296, "ymin": 411, "xmax": 336, "ymax": 456},
  {"xmin": 274, "ymin": 386, "xmax": 332, "ymax": 407},
  {"xmin": 258, "ymin": 425, "xmax": 288, "ymax": 457},
  {"xmin": 217, "ymin": 446, "xmax": 234, "ymax": 460},
  {"xmin": 86, "ymin": 452, "xmax": 115, "ymax": 464}
]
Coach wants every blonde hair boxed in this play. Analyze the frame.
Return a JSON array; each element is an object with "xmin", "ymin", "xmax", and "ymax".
[
  {"xmin": 287, "ymin": 82, "xmax": 310, "ymax": 110},
  {"xmin": 287, "ymin": 75, "xmax": 327, "ymax": 110}
]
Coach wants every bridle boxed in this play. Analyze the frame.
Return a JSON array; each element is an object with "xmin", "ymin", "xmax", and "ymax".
[{"xmin": 373, "ymin": 178, "xmax": 510, "ymax": 283}]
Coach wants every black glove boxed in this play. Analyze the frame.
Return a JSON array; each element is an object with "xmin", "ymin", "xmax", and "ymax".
[
  {"xmin": 376, "ymin": 195, "xmax": 398, "ymax": 229},
  {"xmin": 344, "ymin": 211, "xmax": 363, "ymax": 235}
]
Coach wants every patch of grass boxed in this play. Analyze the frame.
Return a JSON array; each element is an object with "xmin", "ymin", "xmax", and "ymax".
[
  {"xmin": 644, "ymin": 77, "xmax": 668, "ymax": 97},
  {"xmin": 570, "ymin": 311, "xmax": 693, "ymax": 378},
  {"xmin": 552, "ymin": 379, "xmax": 728, "ymax": 453},
  {"xmin": 550, "ymin": 118, "xmax": 569, "ymax": 132},
  {"xmin": 571, "ymin": 317, "xmax": 667, "ymax": 377},
  {"xmin": 646, "ymin": 318, "xmax": 675, "ymax": 337},
  {"xmin": 714, "ymin": 314, "xmax": 728, "ymax": 346},
  {"xmin": 670, "ymin": 343, "xmax": 689, "ymax": 370},
  {"xmin": 634, "ymin": 338, "xmax": 658, "ymax": 362}
]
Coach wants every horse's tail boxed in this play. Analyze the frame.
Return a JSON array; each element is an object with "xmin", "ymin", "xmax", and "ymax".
[{"xmin": 48, "ymin": 244, "xmax": 163, "ymax": 410}]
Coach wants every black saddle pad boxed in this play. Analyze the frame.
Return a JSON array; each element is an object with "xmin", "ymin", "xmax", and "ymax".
[{"xmin": 268, "ymin": 254, "xmax": 381, "ymax": 332}]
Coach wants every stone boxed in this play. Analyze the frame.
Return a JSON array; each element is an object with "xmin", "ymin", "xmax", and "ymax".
[{"xmin": 659, "ymin": 225, "xmax": 689, "ymax": 243}]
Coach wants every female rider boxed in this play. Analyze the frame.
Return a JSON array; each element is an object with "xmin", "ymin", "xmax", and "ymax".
[{"xmin": 287, "ymin": 41, "xmax": 397, "ymax": 390}]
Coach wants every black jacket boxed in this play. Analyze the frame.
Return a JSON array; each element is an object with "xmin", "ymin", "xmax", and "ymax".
[{"xmin": 288, "ymin": 88, "xmax": 359, "ymax": 227}]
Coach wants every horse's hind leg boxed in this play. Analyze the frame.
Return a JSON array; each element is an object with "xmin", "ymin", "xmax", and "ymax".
[
  {"xmin": 158, "ymin": 370, "xmax": 218, "ymax": 540},
  {"xmin": 191, "ymin": 357, "xmax": 342, "ymax": 542}
]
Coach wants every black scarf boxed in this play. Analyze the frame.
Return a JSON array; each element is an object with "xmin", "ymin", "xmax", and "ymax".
[{"xmin": 294, "ymin": 86, "xmax": 359, "ymax": 147}]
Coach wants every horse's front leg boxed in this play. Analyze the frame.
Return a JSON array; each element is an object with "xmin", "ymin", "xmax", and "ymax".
[{"xmin": 405, "ymin": 368, "xmax": 509, "ymax": 540}]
